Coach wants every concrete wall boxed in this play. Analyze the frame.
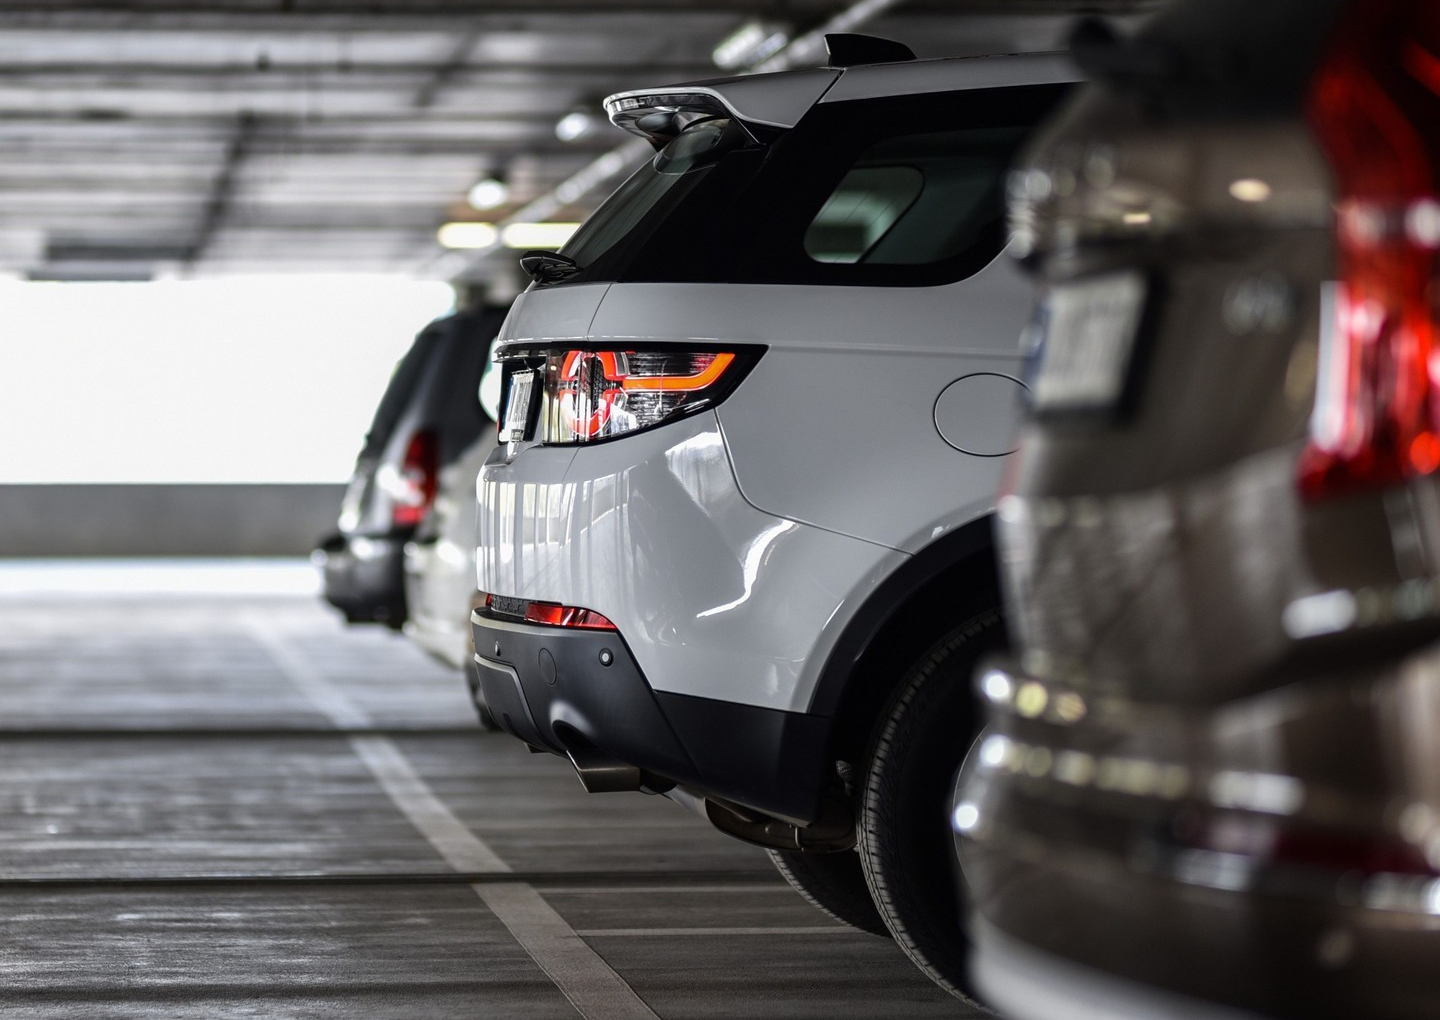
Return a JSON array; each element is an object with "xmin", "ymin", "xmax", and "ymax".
[{"xmin": 0, "ymin": 484, "xmax": 346, "ymax": 557}]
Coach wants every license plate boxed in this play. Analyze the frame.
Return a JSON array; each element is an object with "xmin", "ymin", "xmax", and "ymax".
[
  {"xmin": 502, "ymin": 370, "xmax": 537, "ymax": 442},
  {"xmin": 1030, "ymin": 272, "xmax": 1147, "ymax": 413}
]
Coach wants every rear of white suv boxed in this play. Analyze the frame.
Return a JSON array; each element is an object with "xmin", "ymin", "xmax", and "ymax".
[{"xmin": 471, "ymin": 46, "xmax": 1073, "ymax": 999}]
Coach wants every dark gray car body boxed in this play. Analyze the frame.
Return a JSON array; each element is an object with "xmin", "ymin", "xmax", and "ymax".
[
  {"xmin": 954, "ymin": 2, "xmax": 1440, "ymax": 1018},
  {"xmin": 317, "ymin": 306, "xmax": 501, "ymax": 627}
]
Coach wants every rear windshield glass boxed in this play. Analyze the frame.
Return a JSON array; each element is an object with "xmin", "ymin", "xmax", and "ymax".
[
  {"xmin": 360, "ymin": 324, "xmax": 445, "ymax": 457},
  {"xmin": 546, "ymin": 82, "xmax": 1069, "ymax": 289},
  {"xmin": 559, "ymin": 117, "xmax": 754, "ymax": 277}
]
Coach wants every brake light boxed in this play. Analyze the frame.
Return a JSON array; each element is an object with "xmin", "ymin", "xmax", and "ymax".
[
  {"xmin": 391, "ymin": 428, "xmax": 438, "ymax": 527},
  {"xmin": 499, "ymin": 346, "xmax": 755, "ymax": 445},
  {"xmin": 1298, "ymin": 0, "xmax": 1440, "ymax": 500},
  {"xmin": 483, "ymin": 593, "xmax": 616, "ymax": 630}
]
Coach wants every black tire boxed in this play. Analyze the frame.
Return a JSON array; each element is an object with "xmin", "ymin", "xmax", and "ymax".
[
  {"xmin": 858, "ymin": 609, "xmax": 1003, "ymax": 1004},
  {"xmin": 768, "ymin": 848, "xmax": 891, "ymax": 937}
]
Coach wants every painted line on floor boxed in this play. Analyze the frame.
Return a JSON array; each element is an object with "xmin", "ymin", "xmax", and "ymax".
[
  {"xmin": 249, "ymin": 623, "xmax": 661, "ymax": 1020},
  {"xmin": 544, "ymin": 883, "xmax": 787, "ymax": 895},
  {"xmin": 576, "ymin": 926, "xmax": 851, "ymax": 937}
]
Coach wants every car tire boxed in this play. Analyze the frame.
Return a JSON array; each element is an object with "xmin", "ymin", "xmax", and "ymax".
[
  {"xmin": 858, "ymin": 608, "xmax": 1003, "ymax": 1004},
  {"xmin": 767, "ymin": 848, "xmax": 891, "ymax": 937}
]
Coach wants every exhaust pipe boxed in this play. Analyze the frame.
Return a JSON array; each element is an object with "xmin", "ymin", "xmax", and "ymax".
[
  {"xmin": 663, "ymin": 786, "xmax": 856, "ymax": 852},
  {"xmin": 565, "ymin": 744, "xmax": 643, "ymax": 793}
]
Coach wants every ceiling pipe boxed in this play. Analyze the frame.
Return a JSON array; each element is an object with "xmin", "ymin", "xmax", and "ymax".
[{"xmin": 437, "ymin": 0, "xmax": 909, "ymax": 280}]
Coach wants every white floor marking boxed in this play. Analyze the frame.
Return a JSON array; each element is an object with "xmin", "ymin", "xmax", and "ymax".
[
  {"xmin": 576, "ymin": 926, "xmax": 850, "ymax": 937},
  {"xmin": 250, "ymin": 623, "xmax": 661, "ymax": 1020},
  {"xmin": 544, "ymin": 884, "xmax": 787, "ymax": 895},
  {"xmin": 349, "ymin": 735, "xmax": 511, "ymax": 874}
]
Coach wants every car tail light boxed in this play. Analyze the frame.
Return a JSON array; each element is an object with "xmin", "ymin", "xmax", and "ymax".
[
  {"xmin": 389, "ymin": 428, "xmax": 438, "ymax": 527},
  {"xmin": 499, "ymin": 346, "xmax": 758, "ymax": 445},
  {"xmin": 482, "ymin": 592, "xmax": 617, "ymax": 630},
  {"xmin": 1298, "ymin": 0, "xmax": 1440, "ymax": 500}
]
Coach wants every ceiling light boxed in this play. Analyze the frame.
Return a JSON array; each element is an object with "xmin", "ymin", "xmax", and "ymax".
[
  {"xmin": 1229, "ymin": 178, "xmax": 1272, "ymax": 203},
  {"xmin": 437, "ymin": 222, "xmax": 498, "ymax": 249},
  {"xmin": 467, "ymin": 177, "xmax": 510, "ymax": 211},
  {"xmin": 555, "ymin": 111, "xmax": 597, "ymax": 143},
  {"xmin": 712, "ymin": 19, "xmax": 790, "ymax": 69},
  {"xmin": 501, "ymin": 223, "xmax": 581, "ymax": 250}
]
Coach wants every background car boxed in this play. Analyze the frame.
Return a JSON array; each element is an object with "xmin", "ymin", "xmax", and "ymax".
[
  {"xmin": 471, "ymin": 37, "xmax": 1075, "ymax": 1000},
  {"xmin": 316, "ymin": 304, "xmax": 503, "ymax": 628},
  {"xmin": 404, "ymin": 430, "xmax": 499, "ymax": 728},
  {"xmin": 955, "ymin": 2, "xmax": 1440, "ymax": 1018}
]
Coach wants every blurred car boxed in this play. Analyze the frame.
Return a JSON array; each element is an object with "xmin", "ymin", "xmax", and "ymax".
[
  {"xmin": 404, "ymin": 430, "xmax": 499, "ymax": 727},
  {"xmin": 955, "ymin": 2, "xmax": 1440, "ymax": 1018},
  {"xmin": 316, "ymin": 305, "xmax": 501, "ymax": 628},
  {"xmin": 470, "ymin": 37, "xmax": 1074, "ymax": 998}
]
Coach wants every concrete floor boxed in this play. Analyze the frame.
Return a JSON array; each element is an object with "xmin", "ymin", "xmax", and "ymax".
[{"xmin": 0, "ymin": 562, "xmax": 978, "ymax": 1018}]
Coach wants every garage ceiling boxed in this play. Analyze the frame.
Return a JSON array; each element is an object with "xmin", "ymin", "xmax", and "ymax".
[{"xmin": 0, "ymin": 1, "xmax": 1158, "ymax": 287}]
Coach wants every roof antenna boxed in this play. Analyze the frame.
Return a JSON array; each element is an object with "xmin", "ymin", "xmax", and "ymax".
[{"xmin": 824, "ymin": 34, "xmax": 916, "ymax": 67}]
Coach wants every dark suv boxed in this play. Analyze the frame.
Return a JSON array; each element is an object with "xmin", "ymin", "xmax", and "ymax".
[
  {"xmin": 955, "ymin": 2, "xmax": 1440, "ymax": 1018},
  {"xmin": 317, "ymin": 305, "xmax": 501, "ymax": 627}
]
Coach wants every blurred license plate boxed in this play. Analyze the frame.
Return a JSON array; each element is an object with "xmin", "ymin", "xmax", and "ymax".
[
  {"xmin": 1031, "ymin": 272, "xmax": 1147, "ymax": 413},
  {"xmin": 503, "ymin": 370, "xmax": 536, "ymax": 442}
]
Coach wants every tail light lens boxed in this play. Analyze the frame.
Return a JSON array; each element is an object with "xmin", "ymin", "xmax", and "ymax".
[
  {"xmin": 481, "ymin": 592, "xmax": 617, "ymax": 630},
  {"xmin": 499, "ymin": 346, "xmax": 758, "ymax": 445},
  {"xmin": 1298, "ymin": 1, "xmax": 1440, "ymax": 500},
  {"xmin": 386, "ymin": 428, "xmax": 438, "ymax": 527}
]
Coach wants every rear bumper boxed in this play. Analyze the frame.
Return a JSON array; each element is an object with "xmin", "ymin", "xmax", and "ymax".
[
  {"xmin": 955, "ymin": 647, "xmax": 1440, "ymax": 1020},
  {"xmin": 402, "ymin": 536, "xmax": 473, "ymax": 670},
  {"xmin": 315, "ymin": 531, "xmax": 408, "ymax": 627},
  {"xmin": 471, "ymin": 606, "xmax": 831, "ymax": 824}
]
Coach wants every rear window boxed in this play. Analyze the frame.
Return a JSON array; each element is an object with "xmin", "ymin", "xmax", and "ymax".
[
  {"xmin": 360, "ymin": 324, "xmax": 445, "ymax": 457},
  {"xmin": 549, "ymin": 82, "xmax": 1069, "ymax": 289}
]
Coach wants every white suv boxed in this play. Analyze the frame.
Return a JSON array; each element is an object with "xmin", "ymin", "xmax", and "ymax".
[{"xmin": 471, "ymin": 42, "xmax": 1073, "ymax": 998}]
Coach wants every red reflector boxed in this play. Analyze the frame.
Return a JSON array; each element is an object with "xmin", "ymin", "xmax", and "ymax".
[
  {"xmin": 1299, "ymin": 0, "xmax": 1440, "ymax": 499},
  {"xmin": 524, "ymin": 601, "xmax": 617, "ymax": 630},
  {"xmin": 481, "ymin": 593, "xmax": 616, "ymax": 630}
]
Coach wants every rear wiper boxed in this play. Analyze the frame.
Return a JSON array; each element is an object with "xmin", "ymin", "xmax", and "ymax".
[{"xmin": 519, "ymin": 250, "xmax": 583, "ymax": 283}]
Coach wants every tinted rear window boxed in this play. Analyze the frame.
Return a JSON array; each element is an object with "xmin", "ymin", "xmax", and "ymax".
[
  {"xmin": 361, "ymin": 324, "xmax": 445, "ymax": 457},
  {"xmin": 549, "ymin": 82, "xmax": 1069, "ymax": 289}
]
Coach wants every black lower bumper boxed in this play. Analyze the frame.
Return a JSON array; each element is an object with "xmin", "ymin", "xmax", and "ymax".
[
  {"xmin": 316, "ymin": 531, "xmax": 408, "ymax": 627},
  {"xmin": 471, "ymin": 608, "xmax": 831, "ymax": 824}
]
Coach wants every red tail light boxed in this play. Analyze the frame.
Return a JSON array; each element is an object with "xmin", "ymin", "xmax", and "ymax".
[
  {"xmin": 391, "ymin": 428, "xmax": 438, "ymax": 527},
  {"xmin": 483, "ymin": 593, "xmax": 616, "ymax": 630},
  {"xmin": 1298, "ymin": 1, "xmax": 1440, "ymax": 499}
]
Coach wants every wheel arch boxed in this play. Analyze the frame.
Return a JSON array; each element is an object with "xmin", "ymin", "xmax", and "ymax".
[{"xmin": 808, "ymin": 514, "xmax": 1004, "ymax": 774}]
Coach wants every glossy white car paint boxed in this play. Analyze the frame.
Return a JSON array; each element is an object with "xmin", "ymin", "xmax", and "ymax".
[
  {"xmin": 476, "ymin": 53, "xmax": 1062, "ymax": 721},
  {"xmin": 477, "ymin": 408, "xmax": 907, "ymax": 713},
  {"xmin": 589, "ymin": 261, "xmax": 1032, "ymax": 552},
  {"xmin": 404, "ymin": 434, "xmax": 495, "ymax": 670},
  {"xmin": 475, "ymin": 258, "xmax": 1034, "ymax": 711}
]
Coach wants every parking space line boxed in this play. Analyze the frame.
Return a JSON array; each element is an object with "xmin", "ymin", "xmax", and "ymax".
[
  {"xmin": 576, "ymin": 926, "xmax": 850, "ymax": 937},
  {"xmin": 544, "ymin": 883, "xmax": 786, "ymax": 895},
  {"xmin": 250, "ymin": 624, "xmax": 662, "ymax": 1020},
  {"xmin": 349, "ymin": 736, "xmax": 511, "ymax": 874}
]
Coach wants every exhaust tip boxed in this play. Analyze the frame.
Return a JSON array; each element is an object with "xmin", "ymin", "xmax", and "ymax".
[{"xmin": 566, "ymin": 745, "xmax": 643, "ymax": 793}]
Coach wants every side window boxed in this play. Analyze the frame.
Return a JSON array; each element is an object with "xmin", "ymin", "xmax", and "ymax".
[
  {"xmin": 715, "ymin": 83, "xmax": 1070, "ymax": 288},
  {"xmin": 805, "ymin": 166, "xmax": 923, "ymax": 264}
]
